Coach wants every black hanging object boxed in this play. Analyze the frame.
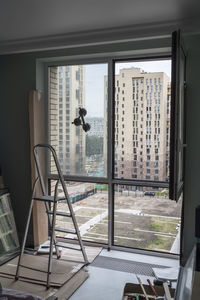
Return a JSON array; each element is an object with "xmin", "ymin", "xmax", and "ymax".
[
  {"xmin": 73, "ymin": 117, "xmax": 82, "ymax": 126},
  {"xmin": 83, "ymin": 123, "xmax": 91, "ymax": 132},
  {"xmin": 79, "ymin": 108, "xmax": 87, "ymax": 117},
  {"xmin": 72, "ymin": 107, "xmax": 91, "ymax": 132}
]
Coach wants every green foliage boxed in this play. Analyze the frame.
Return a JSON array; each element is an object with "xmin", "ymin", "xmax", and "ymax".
[
  {"xmin": 146, "ymin": 236, "xmax": 175, "ymax": 251},
  {"xmin": 86, "ymin": 135, "xmax": 103, "ymax": 156},
  {"xmin": 150, "ymin": 218, "xmax": 178, "ymax": 234},
  {"xmin": 96, "ymin": 184, "xmax": 108, "ymax": 191}
]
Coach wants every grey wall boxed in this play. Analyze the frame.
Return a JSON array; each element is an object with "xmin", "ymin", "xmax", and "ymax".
[
  {"xmin": 0, "ymin": 33, "xmax": 199, "ymax": 261},
  {"xmin": 0, "ymin": 53, "xmax": 36, "ymax": 244},
  {"xmin": 181, "ymin": 34, "xmax": 200, "ymax": 264}
]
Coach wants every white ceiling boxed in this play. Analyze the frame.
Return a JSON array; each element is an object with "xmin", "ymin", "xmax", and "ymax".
[{"xmin": 0, "ymin": 0, "xmax": 198, "ymax": 53}]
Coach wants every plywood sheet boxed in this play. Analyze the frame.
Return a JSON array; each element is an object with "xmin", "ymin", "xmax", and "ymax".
[
  {"xmin": 0, "ymin": 269, "xmax": 88, "ymax": 300},
  {"xmin": 0, "ymin": 276, "xmax": 56, "ymax": 299},
  {"xmin": 54, "ymin": 269, "xmax": 89, "ymax": 299},
  {"xmin": 29, "ymin": 90, "xmax": 47, "ymax": 247},
  {"xmin": 60, "ymin": 245, "xmax": 102, "ymax": 263},
  {"xmin": 38, "ymin": 243, "xmax": 102, "ymax": 264},
  {"xmin": 0, "ymin": 254, "xmax": 84, "ymax": 287}
]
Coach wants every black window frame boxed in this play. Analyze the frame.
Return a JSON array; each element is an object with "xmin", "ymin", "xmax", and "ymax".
[{"xmin": 46, "ymin": 32, "xmax": 184, "ymax": 256}]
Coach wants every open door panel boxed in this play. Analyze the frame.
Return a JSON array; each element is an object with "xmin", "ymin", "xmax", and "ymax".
[{"xmin": 169, "ymin": 30, "xmax": 186, "ymax": 201}]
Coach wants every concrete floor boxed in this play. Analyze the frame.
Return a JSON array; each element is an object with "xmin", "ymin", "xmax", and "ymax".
[{"xmin": 69, "ymin": 249, "xmax": 179, "ymax": 300}]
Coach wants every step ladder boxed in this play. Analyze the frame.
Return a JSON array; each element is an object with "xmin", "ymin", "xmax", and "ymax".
[{"xmin": 15, "ymin": 144, "xmax": 88, "ymax": 288}]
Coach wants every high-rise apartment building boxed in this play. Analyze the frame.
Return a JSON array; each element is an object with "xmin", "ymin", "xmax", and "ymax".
[
  {"xmin": 114, "ymin": 67, "xmax": 170, "ymax": 182},
  {"xmin": 49, "ymin": 65, "xmax": 86, "ymax": 175}
]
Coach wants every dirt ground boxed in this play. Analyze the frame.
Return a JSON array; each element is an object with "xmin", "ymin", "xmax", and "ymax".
[{"xmin": 56, "ymin": 190, "xmax": 181, "ymax": 253}]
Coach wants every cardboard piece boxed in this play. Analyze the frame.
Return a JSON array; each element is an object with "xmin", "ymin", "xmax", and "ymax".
[
  {"xmin": 60, "ymin": 245, "xmax": 102, "ymax": 263},
  {"xmin": 0, "ymin": 268, "xmax": 88, "ymax": 300},
  {"xmin": 54, "ymin": 269, "xmax": 88, "ymax": 299},
  {"xmin": 0, "ymin": 276, "xmax": 56, "ymax": 299},
  {"xmin": 38, "ymin": 242, "xmax": 102, "ymax": 263},
  {"xmin": 0, "ymin": 254, "xmax": 84, "ymax": 287}
]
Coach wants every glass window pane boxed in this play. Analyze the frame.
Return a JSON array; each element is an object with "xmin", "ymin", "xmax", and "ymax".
[
  {"xmin": 114, "ymin": 185, "xmax": 182, "ymax": 254},
  {"xmin": 51, "ymin": 181, "xmax": 108, "ymax": 244},
  {"xmin": 0, "ymin": 193, "xmax": 19, "ymax": 264},
  {"xmin": 114, "ymin": 60, "xmax": 171, "ymax": 181},
  {"xmin": 49, "ymin": 64, "xmax": 108, "ymax": 177}
]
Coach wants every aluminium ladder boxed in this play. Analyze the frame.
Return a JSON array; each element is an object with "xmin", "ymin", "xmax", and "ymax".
[{"xmin": 15, "ymin": 144, "xmax": 88, "ymax": 288}]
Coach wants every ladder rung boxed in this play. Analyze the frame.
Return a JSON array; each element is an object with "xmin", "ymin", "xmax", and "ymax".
[
  {"xmin": 55, "ymin": 227, "xmax": 76, "ymax": 234},
  {"xmin": 19, "ymin": 264, "xmax": 48, "ymax": 273},
  {"xmin": 56, "ymin": 242, "xmax": 81, "ymax": 251},
  {"xmin": 33, "ymin": 196, "xmax": 66, "ymax": 202},
  {"xmin": 47, "ymin": 210, "xmax": 71, "ymax": 217}
]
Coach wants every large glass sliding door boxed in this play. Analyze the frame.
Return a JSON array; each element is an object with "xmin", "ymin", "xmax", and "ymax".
[
  {"xmin": 48, "ymin": 57, "xmax": 182, "ymax": 254},
  {"xmin": 113, "ymin": 59, "xmax": 182, "ymax": 254}
]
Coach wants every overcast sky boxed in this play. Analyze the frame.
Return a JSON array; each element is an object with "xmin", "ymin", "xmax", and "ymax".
[{"xmin": 85, "ymin": 60, "xmax": 171, "ymax": 117}]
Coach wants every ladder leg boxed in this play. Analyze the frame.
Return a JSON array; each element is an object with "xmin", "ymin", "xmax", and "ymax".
[
  {"xmin": 51, "ymin": 180, "xmax": 60, "ymax": 259},
  {"xmin": 47, "ymin": 201, "xmax": 57, "ymax": 288},
  {"xmin": 63, "ymin": 186, "xmax": 88, "ymax": 264},
  {"xmin": 76, "ymin": 228, "xmax": 89, "ymax": 265}
]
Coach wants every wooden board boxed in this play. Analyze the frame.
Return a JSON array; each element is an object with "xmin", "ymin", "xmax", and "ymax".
[
  {"xmin": 60, "ymin": 245, "xmax": 102, "ymax": 263},
  {"xmin": 0, "ymin": 276, "xmax": 56, "ymax": 299},
  {"xmin": 0, "ymin": 269, "xmax": 88, "ymax": 300},
  {"xmin": 38, "ymin": 243, "xmax": 102, "ymax": 263},
  {"xmin": 0, "ymin": 254, "xmax": 84, "ymax": 287},
  {"xmin": 54, "ymin": 269, "xmax": 88, "ymax": 299},
  {"xmin": 29, "ymin": 90, "xmax": 47, "ymax": 247}
]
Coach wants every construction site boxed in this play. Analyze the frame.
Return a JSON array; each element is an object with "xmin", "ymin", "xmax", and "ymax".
[{"xmin": 56, "ymin": 182, "xmax": 182, "ymax": 254}]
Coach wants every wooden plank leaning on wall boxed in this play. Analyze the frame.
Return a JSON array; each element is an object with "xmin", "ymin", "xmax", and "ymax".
[{"xmin": 29, "ymin": 90, "xmax": 48, "ymax": 247}]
